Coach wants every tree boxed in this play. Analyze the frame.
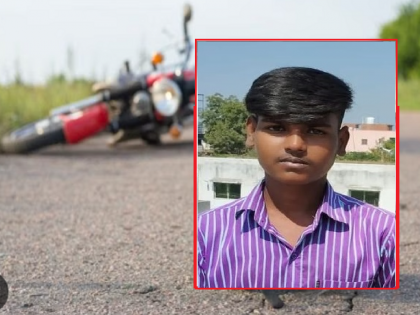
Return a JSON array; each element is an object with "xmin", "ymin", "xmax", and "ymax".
[
  {"xmin": 379, "ymin": 1, "xmax": 420, "ymax": 79},
  {"xmin": 337, "ymin": 138, "xmax": 395, "ymax": 163},
  {"xmin": 369, "ymin": 138, "xmax": 395, "ymax": 163},
  {"xmin": 200, "ymin": 93, "xmax": 249, "ymax": 155}
]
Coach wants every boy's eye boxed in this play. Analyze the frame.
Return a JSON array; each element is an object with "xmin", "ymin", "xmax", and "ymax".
[
  {"xmin": 308, "ymin": 128, "xmax": 325, "ymax": 135},
  {"xmin": 267, "ymin": 125, "xmax": 285, "ymax": 132}
]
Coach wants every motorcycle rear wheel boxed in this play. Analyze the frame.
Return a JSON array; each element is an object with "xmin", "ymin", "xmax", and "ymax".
[{"xmin": 1, "ymin": 116, "xmax": 66, "ymax": 154}]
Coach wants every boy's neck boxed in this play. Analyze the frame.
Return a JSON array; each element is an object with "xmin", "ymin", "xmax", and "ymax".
[{"xmin": 263, "ymin": 175, "xmax": 328, "ymax": 220}]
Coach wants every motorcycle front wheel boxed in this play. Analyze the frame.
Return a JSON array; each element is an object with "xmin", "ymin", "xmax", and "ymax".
[{"xmin": 1, "ymin": 116, "xmax": 66, "ymax": 154}]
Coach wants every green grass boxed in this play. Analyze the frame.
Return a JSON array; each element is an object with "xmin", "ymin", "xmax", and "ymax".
[
  {"xmin": 398, "ymin": 79, "xmax": 420, "ymax": 111},
  {"xmin": 0, "ymin": 80, "xmax": 93, "ymax": 138},
  {"xmin": 1, "ymin": 77, "xmax": 418, "ymax": 143}
]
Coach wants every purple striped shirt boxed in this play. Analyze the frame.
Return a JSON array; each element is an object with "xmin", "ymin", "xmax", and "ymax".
[{"xmin": 197, "ymin": 180, "xmax": 396, "ymax": 289}]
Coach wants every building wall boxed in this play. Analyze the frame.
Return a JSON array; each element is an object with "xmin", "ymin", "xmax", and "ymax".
[
  {"xmin": 197, "ymin": 157, "xmax": 396, "ymax": 213},
  {"xmin": 343, "ymin": 123, "xmax": 393, "ymax": 131},
  {"xmin": 346, "ymin": 128, "xmax": 396, "ymax": 152}
]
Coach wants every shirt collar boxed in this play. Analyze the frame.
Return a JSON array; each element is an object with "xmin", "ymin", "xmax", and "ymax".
[{"xmin": 236, "ymin": 179, "xmax": 350, "ymax": 225}]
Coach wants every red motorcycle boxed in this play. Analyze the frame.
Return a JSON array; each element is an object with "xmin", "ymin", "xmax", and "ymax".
[{"xmin": 1, "ymin": 4, "xmax": 195, "ymax": 154}]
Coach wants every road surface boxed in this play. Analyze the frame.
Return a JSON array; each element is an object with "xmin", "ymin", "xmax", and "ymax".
[{"xmin": 0, "ymin": 116, "xmax": 418, "ymax": 314}]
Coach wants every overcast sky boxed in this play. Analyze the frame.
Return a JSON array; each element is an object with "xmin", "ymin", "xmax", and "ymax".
[{"xmin": 0, "ymin": 0, "xmax": 404, "ymax": 84}]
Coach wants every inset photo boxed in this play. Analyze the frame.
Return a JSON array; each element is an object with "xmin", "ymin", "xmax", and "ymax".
[{"xmin": 195, "ymin": 39, "xmax": 397, "ymax": 290}]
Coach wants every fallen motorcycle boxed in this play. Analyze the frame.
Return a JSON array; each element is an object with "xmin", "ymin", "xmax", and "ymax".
[{"xmin": 1, "ymin": 3, "xmax": 195, "ymax": 154}]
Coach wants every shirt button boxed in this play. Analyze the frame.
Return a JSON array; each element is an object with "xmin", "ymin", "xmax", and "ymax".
[{"xmin": 291, "ymin": 253, "xmax": 298, "ymax": 260}]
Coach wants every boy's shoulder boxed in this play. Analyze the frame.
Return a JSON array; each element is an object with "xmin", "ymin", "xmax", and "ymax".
[
  {"xmin": 198, "ymin": 196, "xmax": 248, "ymax": 221},
  {"xmin": 332, "ymin": 190, "xmax": 395, "ymax": 224},
  {"xmin": 198, "ymin": 180, "xmax": 265, "ymax": 224}
]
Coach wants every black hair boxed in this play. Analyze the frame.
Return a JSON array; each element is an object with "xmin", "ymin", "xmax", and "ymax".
[{"xmin": 244, "ymin": 67, "xmax": 353, "ymax": 126}]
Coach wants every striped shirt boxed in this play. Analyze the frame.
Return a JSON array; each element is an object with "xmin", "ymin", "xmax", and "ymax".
[{"xmin": 197, "ymin": 180, "xmax": 396, "ymax": 289}]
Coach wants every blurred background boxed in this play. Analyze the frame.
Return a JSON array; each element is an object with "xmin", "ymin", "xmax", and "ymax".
[
  {"xmin": 0, "ymin": 0, "xmax": 418, "ymax": 313},
  {"xmin": 0, "ymin": 0, "xmax": 416, "ymax": 140}
]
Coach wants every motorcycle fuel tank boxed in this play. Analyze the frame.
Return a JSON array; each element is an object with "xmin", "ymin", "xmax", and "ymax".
[{"xmin": 60, "ymin": 103, "xmax": 109, "ymax": 144}]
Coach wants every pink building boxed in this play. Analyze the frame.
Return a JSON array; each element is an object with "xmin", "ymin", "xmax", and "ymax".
[
  {"xmin": 343, "ymin": 118, "xmax": 395, "ymax": 152},
  {"xmin": 346, "ymin": 128, "xmax": 396, "ymax": 152}
]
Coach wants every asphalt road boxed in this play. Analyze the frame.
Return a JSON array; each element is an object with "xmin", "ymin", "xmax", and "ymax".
[{"xmin": 0, "ymin": 113, "xmax": 418, "ymax": 314}]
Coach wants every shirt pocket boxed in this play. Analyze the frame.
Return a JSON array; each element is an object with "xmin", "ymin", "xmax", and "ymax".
[{"xmin": 319, "ymin": 279, "xmax": 374, "ymax": 288}]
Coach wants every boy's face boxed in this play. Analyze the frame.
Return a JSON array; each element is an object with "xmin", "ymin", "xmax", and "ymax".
[{"xmin": 246, "ymin": 113, "xmax": 349, "ymax": 185}]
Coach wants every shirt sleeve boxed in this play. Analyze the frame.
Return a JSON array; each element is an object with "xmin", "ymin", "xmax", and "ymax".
[
  {"xmin": 374, "ymin": 217, "xmax": 396, "ymax": 288},
  {"xmin": 197, "ymin": 217, "xmax": 207, "ymax": 288}
]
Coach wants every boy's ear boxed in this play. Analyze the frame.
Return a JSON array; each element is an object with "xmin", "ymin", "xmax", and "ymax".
[
  {"xmin": 245, "ymin": 115, "xmax": 257, "ymax": 148},
  {"xmin": 337, "ymin": 126, "xmax": 350, "ymax": 156}
]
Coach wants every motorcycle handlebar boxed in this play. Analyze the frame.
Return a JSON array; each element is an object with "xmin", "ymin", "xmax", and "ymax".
[
  {"xmin": 104, "ymin": 80, "xmax": 146, "ymax": 101},
  {"xmin": 160, "ymin": 38, "xmax": 192, "ymax": 63},
  {"xmin": 159, "ymin": 5, "xmax": 192, "ymax": 70}
]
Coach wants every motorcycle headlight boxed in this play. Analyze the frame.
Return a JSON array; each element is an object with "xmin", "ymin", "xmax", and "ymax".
[{"xmin": 150, "ymin": 78, "xmax": 182, "ymax": 117}]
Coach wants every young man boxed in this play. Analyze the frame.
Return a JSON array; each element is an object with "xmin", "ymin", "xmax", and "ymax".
[{"xmin": 197, "ymin": 67, "xmax": 396, "ymax": 289}]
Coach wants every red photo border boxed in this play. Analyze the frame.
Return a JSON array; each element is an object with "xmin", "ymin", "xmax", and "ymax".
[{"xmin": 193, "ymin": 38, "xmax": 399, "ymax": 291}]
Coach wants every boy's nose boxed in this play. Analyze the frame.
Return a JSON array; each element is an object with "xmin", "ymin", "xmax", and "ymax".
[{"xmin": 284, "ymin": 133, "xmax": 307, "ymax": 153}]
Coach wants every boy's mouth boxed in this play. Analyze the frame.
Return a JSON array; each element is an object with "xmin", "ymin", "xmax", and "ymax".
[
  {"xmin": 278, "ymin": 156, "xmax": 309, "ymax": 165},
  {"xmin": 278, "ymin": 156, "xmax": 310, "ymax": 171}
]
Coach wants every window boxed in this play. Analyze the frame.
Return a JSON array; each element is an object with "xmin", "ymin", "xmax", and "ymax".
[
  {"xmin": 349, "ymin": 190, "xmax": 380, "ymax": 206},
  {"xmin": 361, "ymin": 139, "xmax": 368, "ymax": 145},
  {"xmin": 214, "ymin": 182, "xmax": 241, "ymax": 199}
]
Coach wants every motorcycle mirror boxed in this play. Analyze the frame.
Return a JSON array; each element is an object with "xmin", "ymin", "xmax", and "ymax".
[{"xmin": 183, "ymin": 3, "xmax": 192, "ymax": 23}]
